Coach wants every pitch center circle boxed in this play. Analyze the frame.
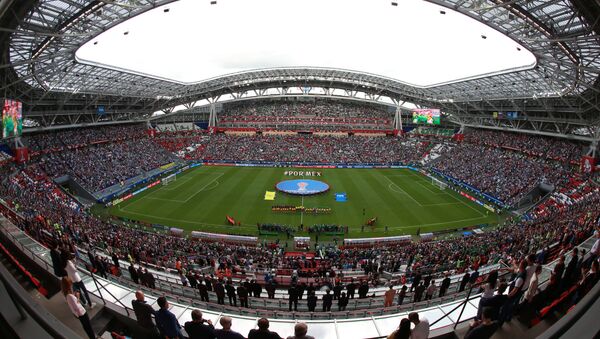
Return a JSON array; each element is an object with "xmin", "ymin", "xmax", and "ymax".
[{"xmin": 275, "ymin": 179, "xmax": 330, "ymax": 196}]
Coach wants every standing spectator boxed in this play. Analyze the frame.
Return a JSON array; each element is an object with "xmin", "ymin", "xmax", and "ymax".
[
  {"xmin": 50, "ymin": 243, "xmax": 66, "ymax": 277},
  {"xmin": 266, "ymin": 281, "xmax": 276, "ymax": 299},
  {"xmin": 500, "ymin": 261, "xmax": 526, "ymax": 325},
  {"xmin": 184, "ymin": 309, "xmax": 215, "ymax": 339},
  {"xmin": 425, "ymin": 280, "xmax": 437, "ymax": 300},
  {"xmin": 414, "ymin": 282, "xmax": 425, "ymax": 302},
  {"xmin": 358, "ymin": 280, "xmax": 369, "ymax": 298},
  {"xmin": 333, "ymin": 283, "xmax": 342, "ymax": 300},
  {"xmin": 155, "ymin": 296, "xmax": 182, "ymax": 339},
  {"xmin": 131, "ymin": 290, "xmax": 158, "ymax": 338},
  {"xmin": 397, "ymin": 285, "xmax": 407, "ymax": 305},
  {"xmin": 145, "ymin": 269, "xmax": 156, "ymax": 289},
  {"xmin": 198, "ymin": 282, "xmax": 209, "ymax": 302},
  {"xmin": 307, "ymin": 292, "xmax": 317, "ymax": 312},
  {"xmin": 408, "ymin": 312, "xmax": 429, "ymax": 339},
  {"xmin": 464, "ymin": 307, "xmax": 499, "ymax": 339},
  {"xmin": 129, "ymin": 265, "xmax": 139, "ymax": 284},
  {"xmin": 112, "ymin": 252, "xmax": 120, "ymax": 270},
  {"xmin": 387, "ymin": 318, "xmax": 411, "ymax": 339},
  {"xmin": 238, "ymin": 284, "xmax": 249, "ymax": 308},
  {"xmin": 252, "ymin": 280, "xmax": 262, "ymax": 298},
  {"xmin": 322, "ymin": 289, "xmax": 333, "ymax": 312},
  {"xmin": 524, "ymin": 265, "xmax": 542, "ymax": 304},
  {"xmin": 64, "ymin": 253, "xmax": 93, "ymax": 308},
  {"xmin": 346, "ymin": 279, "xmax": 356, "ymax": 299},
  {"xmin": 459, "ymin": 272, "xmax": 470, "ymax": 292},
  {"xmin": 477, "ymin": 270, "xmax": 498, "ymax": 320},
  {"xmin": 248, "ymin": 318, "xmax": 282, "ymax": 339},
  {"xmin": 288, "ymin": 285, "xmax": 299, "ymax": 311},
  {"xmin": 297, "ymin": 283, "xmax": 306, "ymax": 300},
  {"xmin": 564, "ymin": 248, "xmax": 580, "ymax": 287},
  {"xmin": 439, "ymin": 274, "xmax": 451, "ymax": 298},
  {"xmin": 215, "ymin": 316, "xmax": 245, "ymax": 339},
  {"xmin": 215, "ymin": 280, "xmax": 226, "ymax": 305},
  {"xmin": 61, "ymin": 277, "xmax": 95, "ymax": 339},
  {"xmin": 411, "ymin": 271, "xmax": 422, "ymax": 292},
  {"xmin": 226, "ymin": 281, "xmax": 237, "ymax": 306},
  {"xmin": 384, "ymin": 286, "xmax": 396, "ymax": 307},
  {"xmin": 287, "ymin": 323, "xmax": 315, "ymax": 339},
  {"xmin": 338, "ymin": 292, "xmax": 349, "ymax": 311}
]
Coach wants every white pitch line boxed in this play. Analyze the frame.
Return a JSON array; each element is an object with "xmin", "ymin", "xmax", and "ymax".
[
  {"xmin": 116, "ymin": 208, "xmax": 257, "ymax": 230},
  {"xmin": 384, "ymin": 176, "xmax": 422, "ymax": 206},
  {"xmin": 446, "ymin": 191, "xmax": 487, "ymax": 217},
  {"xmin": 385, "ymin": 215, "xmax": 491, "ymax": 230},
  {"xmin": 182, "ymin": 173, "xmax": 225, "ymax": 203}
]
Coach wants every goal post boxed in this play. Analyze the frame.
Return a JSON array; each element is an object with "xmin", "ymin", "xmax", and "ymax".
[
  {"xmin": 431, "ymin": 177, "xmax": 447, "ymax": 190},
  {"xmin": 162, "ymin": 173, "xmax": 176, "ymax": 186}
]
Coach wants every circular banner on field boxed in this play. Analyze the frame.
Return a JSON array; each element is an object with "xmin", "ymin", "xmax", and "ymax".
[{"xmin": 275, "ymin": 179, "xmax": 330, "ymax": 196}]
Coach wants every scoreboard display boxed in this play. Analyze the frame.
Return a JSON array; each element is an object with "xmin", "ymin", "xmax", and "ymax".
[
  {"xmin": 412, "ymin": 108, "xmax": 441, "ymax": 125},
  {"xmin": 2, "ymin": 99, "xmax": 23, "ymax": 138}
]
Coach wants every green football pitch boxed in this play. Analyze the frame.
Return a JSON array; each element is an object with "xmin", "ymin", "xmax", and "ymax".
[{"xmin": 107, "ymin": 166, "xmax": 498, "ymax": 238}]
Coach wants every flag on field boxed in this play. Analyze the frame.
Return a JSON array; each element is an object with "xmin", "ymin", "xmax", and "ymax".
[
  {"xmin": 226, "ymin": 215, "xmax": 236, "ymax": 225},
  {"xmin": 264, "ymin": 191, "xmax": 276, "ymax": 201}
]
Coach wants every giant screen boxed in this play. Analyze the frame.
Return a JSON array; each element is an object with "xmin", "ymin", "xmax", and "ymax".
[
  {"xmin": 411, "ymin": 108, "xmax": 441, "ymax": 125},
  {"xmin": 2, "ymin": 99, "xmax": 23, "ymax": 138}
]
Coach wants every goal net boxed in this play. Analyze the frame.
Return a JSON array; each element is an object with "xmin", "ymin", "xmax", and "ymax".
[
  {"xmin": 431, "ymin": 177, "xmax": 447, "ymax": 190},
  {"xmin": 162, "ymin": 174, "xmax": 176, "ymax": 186}
]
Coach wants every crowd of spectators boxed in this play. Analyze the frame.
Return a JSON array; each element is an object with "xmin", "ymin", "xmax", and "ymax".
[
  {"xmin": 38, "ymin": 139, "xmax": 177, "ymax": 192},
  {"xmin": 27, "ymin": 124, "xmax": 147, "ymax": 153},
  {"xmin": 200, "ymin": 134, "xmax": 426, "ymax": 164},
  {"xmin": 430, "ymin": 143, "xmax": 571, "ymax": 205},
  {"xmin": 219, "ymin": 100, "xmax": 393, "ymax": 131},
  {"xmin": 464, "ymin": 129, "xmax": 582, "ymax": 164}
]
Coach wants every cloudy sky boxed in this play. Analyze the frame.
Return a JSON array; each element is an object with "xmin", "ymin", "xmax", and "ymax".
[{"xmin": 76, "ymin": 0, "xmax": 536, "ymax": 87}]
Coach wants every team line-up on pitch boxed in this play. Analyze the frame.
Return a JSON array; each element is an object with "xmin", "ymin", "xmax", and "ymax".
[{"xmin": 283, "ymin": 170, "xmax": 323, "ymax": 177}]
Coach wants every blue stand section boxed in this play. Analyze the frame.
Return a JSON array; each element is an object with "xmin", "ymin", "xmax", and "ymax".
[{"xmin": 335, "ymin": 192, "xmax": 347, "ymax": 202}]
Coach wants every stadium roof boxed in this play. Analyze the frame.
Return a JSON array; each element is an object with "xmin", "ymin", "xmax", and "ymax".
[{"xmin": 1, "ymin": 0, "xmax": 600, "ymax": 139}]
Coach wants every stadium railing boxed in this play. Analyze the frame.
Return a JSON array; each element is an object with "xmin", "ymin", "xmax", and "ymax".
[{"xmin": 0, "ymin": 249, "xmax": 81, "ymax": 339}]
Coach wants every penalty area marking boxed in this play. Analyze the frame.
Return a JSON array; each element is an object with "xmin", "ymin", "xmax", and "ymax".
[{"xmin": 385, "ymin": 176, "xmax": 422, "ymax": 206}]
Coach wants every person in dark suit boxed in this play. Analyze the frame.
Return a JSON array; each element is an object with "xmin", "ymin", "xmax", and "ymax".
[
  {"xmin": 439, "ymin": 274, "xmax": 451, "ymax": 298},
  {"xmin": 297, "ymin": 283, "xmax": 306, "ymax": 300},
  {"xmin": 346, "ymin": 279, "xmax": 356, "ymax": 299},
  {"xmin": 215, "ymin": 280, "xmax": 226, "ymax": 305},
  {"xmin": 414, "ymin": 282, "xmax": 426, "ymax": 302},
  {"xmin": 145, "ymin": 269, "xmax": 156, "ymax": 289},
  {"xmin": 131, "ymin": 290, "xmax": 159, "ymax": 338},
  {"xmin": 307, "ymin": 292, "xmax": 317, "ymax": 312},
  {"xmin": 288, "ymin": 285, "xmax": 299, "ymax": 311},
  {"xmin": 50, "ymin": 243, "xmax": 66, "ymax": 277},
  {"xmin": 459, "ymin": 272, "xmax": 470, "ymax": 292},
  {"xmin": 358, "ymin": 281, "xmax": 369, "ymax": 298},
  {"xmin": 248, "ymin": 318, "xmax": 282, "ymax": 339},
  {"xmin": 237, "ymin": 284, "xmax": 249, "ymax": 308},
  {"xmin": 184, "ymin": 309, "xmax": 215, "ymax": 339},
  {"xmin": 198, "ymin": 282, "xmax": 209, "ymax": 302},
  {"xmin": 252, "ymin": 279, "xmax": 262, "ymax": 298},
  {"xmin": 338, "ymin": 292, "xmax": 349, "ymax": 311},
  {"xmin": 322, "ymin": 289, "xmax": 333, "ymax": 312},
  {"xmin": 226, "ymin": 281, "xmax": 237, "ymax": 306},
  {"xmin": 333, "ymin": 283, "xmax": 343, "ymax": 300},
  {"xmin": 266, "ymin": 281, "xmax": 276, "ymax": 299}
]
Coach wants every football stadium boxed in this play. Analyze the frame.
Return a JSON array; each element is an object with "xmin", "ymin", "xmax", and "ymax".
[{"xmin": 0, "ymin": 1, "xmax": 599, "ymax": 339}]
